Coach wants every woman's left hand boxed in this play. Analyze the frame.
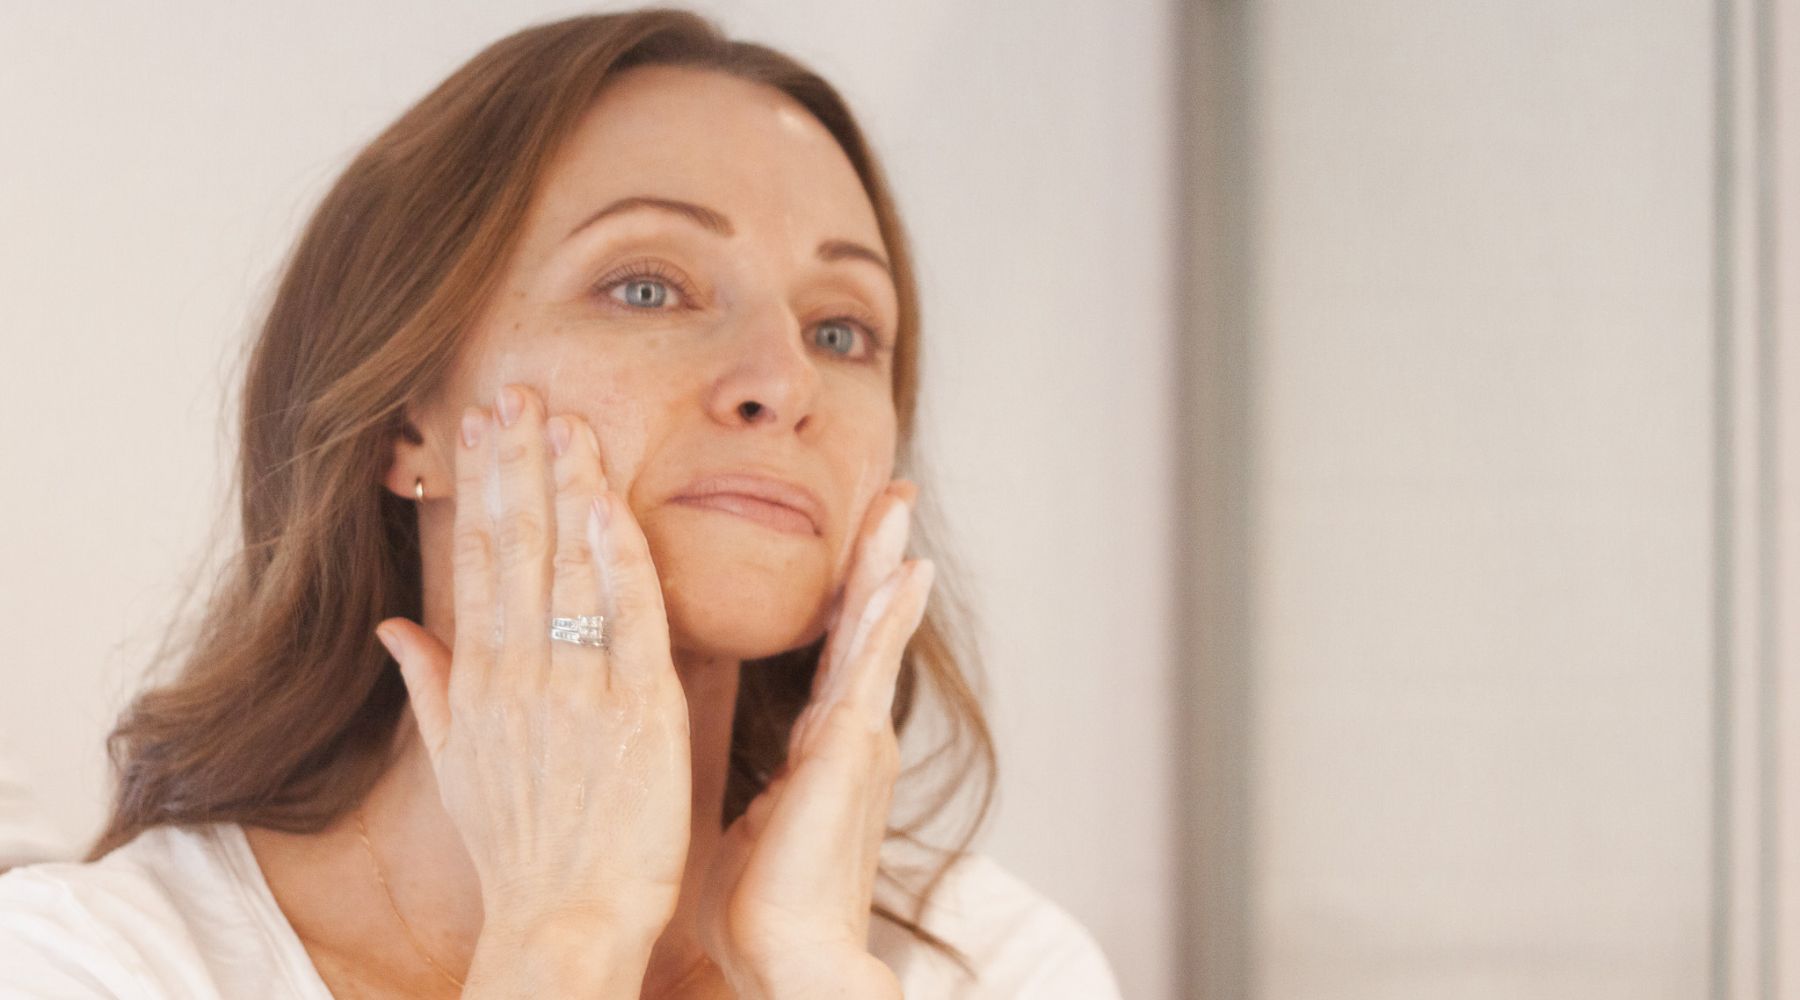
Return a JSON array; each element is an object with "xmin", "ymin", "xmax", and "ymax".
[{"xmin": 694, "ymin": 480, "xmax": 933, "ymax": 1000}]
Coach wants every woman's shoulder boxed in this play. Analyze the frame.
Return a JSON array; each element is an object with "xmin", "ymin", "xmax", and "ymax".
[
  {"xmin": 872, "ymin": 850, "xmax": 1123, "ymax": 999},
  {"xmin": 1, "ymin": 821, "xmax": 228, "ymax": 927},
  {"xmin": 0, "ymin": 822, "xmax": 321, "ymax": 998}
]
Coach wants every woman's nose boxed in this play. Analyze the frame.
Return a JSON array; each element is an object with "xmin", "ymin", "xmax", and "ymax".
[{"xmin": 703, "ymin": 305, "xmax": 821, "ymax": 432}]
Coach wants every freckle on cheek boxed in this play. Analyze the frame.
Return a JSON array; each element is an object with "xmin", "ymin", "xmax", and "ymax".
[{"xmin": 602, "ymin": 391, "xmax": 651, "ymax": 490}]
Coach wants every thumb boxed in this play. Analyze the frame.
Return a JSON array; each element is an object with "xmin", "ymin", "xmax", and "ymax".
[{"xmin": 375, "ymin": 618, "xmax": 452, "ymax": 760}]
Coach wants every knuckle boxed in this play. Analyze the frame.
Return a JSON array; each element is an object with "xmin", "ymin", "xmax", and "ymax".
[
  {"xmin": 554, "ymin": 447, "xmax": 597, "ymax": 489},
  {"xmin": 496, "ymin": 436, "xmax": 536, "ymax": 470},
  {"xmin": 609, "ymin": 566, "xmax": 657, "ymax": 616},
  {"xmin": 551, "ymin": 537, "xmax": 598, "ymax": 578},
  {"xmin": 553, "ymin": 453, "xmax": 587, "ymax": 490},
  {"xmin": 495, "ymin": 512, "xmax": 549, "ymax": 560},
  {"xmin": 453, "ymin": 525, "xmax": 493, "ymax": 571},
  {"xmin": 824, "ymin": 699, "xmax": 864, "ymax": 735},
  {"xmin": 613, "ymin": 590, "xmax": 664, "ymax": 634}
]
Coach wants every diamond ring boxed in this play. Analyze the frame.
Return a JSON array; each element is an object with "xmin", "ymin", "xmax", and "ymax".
[{"xmin": 548, "ymin": 614, "xmax": 608, "ymax": 650}]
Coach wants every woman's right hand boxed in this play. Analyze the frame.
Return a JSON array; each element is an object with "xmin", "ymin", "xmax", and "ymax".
[{"xmin": 374, "ymin": 383, "xmax": 693, "ymax": 963}]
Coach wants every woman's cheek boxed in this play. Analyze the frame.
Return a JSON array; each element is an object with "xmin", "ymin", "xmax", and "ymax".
[
  {"xmin": 645, "ymin": 512, "xmax": 837, "ymax": 658},
  {"xmin": 549, "ymin": 368, "xmax": 655, "ymax": 498}
]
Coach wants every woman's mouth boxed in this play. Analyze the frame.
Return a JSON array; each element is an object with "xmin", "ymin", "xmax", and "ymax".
[
  {"xmin": 669, "ymin": 493, "xmax": 818, "ymax": 536},
  {"xmin": 668, "ymin": 471, "xmax": 826, "ymax": 536}
]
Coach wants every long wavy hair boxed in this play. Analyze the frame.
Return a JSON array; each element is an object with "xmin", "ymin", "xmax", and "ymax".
[{"xmin": 86, "ymin": 7, "xmax": 997, "ymax": 975}]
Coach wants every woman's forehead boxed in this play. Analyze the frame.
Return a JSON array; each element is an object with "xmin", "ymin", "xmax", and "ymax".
[{"xmin": 532, "ymin": 65, "xmax": 882, "ymax": 249}]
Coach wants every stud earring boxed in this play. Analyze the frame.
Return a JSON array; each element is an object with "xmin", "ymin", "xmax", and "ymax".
[{"xmin": 414, "ymin": 477, "xmax": 425, "ymax": 502}]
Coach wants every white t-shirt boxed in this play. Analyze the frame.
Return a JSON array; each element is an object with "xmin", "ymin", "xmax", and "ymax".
[{"xmin": 0, "ymin": 822, "xmax": 1122, "ymax": 998}]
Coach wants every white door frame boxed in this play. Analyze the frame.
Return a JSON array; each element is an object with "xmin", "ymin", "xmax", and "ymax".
[
  {"xmin": 1721, "ymin": 1, "xmax": 1796, "ymax": 997},
  {"xmin": 1773, "ymin": 1, "xmax": 1800, "ymax": 995}
]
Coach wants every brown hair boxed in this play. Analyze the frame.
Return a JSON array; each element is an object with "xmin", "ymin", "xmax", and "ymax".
[{"xmin": 87, "ymin": 7, "xmax": 997, "ymax": 976}]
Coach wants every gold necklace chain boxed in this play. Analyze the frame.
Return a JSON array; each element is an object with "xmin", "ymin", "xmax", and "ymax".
[
  {"xmin": 351, "ymin": 809, "xmax": 711, "ymax": 995},
  {"xmin": 354, "ymin": 809, "xmax": 467, "ymax": 990}
]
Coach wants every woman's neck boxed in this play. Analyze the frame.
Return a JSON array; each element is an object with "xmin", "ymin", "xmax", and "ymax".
[{"xmin": 253, "ymin": 648, "xmax": 742, "ymax": 996}]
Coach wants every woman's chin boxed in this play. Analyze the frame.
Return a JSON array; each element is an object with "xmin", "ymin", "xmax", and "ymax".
[
  {"xmin": 644, "ymin": 508, "xmax": 837, "ymax": 660},
  {"xmin": 665, "ymin": 595, "xmax": 829, "ymax": 661},
  {"xmin": 655, "ymin": 553, "xmax": 835, "ymax": 665}
]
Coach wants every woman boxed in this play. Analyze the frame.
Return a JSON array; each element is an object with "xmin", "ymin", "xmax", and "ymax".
[{"xmin": 0, "ymin": 9, "xmax": 1122, "ymax": 998}]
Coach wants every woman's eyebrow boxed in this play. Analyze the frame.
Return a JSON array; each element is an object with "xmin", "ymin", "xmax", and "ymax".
[{"xmin": 562, "ymin": 195, "xmax": 892, "ymax": 277}]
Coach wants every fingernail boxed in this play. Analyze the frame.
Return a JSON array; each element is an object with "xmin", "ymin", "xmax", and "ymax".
[
  {"xmin": 374, "ymin": 624, "xmax": 399, "ymax": 653},
  {"xmin": 461, "ymin": 410, "xmax": 482, "ymax": 449},
  {"xmin": 495, "ymin": 385, "xmax": 521, "ymax": 427},
  {"xmin": 546, "ymin": 416, "xmax": 571, "ymax": 457}
]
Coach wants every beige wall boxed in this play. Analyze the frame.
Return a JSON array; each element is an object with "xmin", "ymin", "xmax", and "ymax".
[
  {"xmin": 0, "ymin": 3, "xmax": 1177, "ymax": 997},
  {"xmin": 1182, "ymin": 2, "xmax": 1726, "ymax": 997},
  {"xmin": 1781, "ymin": 0, "xmax": 1800, "ymax": 991}
]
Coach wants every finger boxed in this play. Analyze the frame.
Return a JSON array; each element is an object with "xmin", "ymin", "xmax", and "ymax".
[
  {"xmin": 842, "ymin": 559, "xmax": 935, "ymax": 724},
  {"xmin": 767, "ymin": 701, "xmax": 888, "ymax": 866},
  {"xmin": 698, "ymin": 815, "xmax": 756, "ymax": 958},
  {"xmin": 814, "ymin": 485, "xmax": 914, "ymax": 704},
  {"xmin": 588, "ymin": 484, "xmax": 674, "ymax": 689},
  {"xmin": 377, "ymin": 618, "xmax": 453, "ymax": 761},
  {"xmin": 449, "ymin": 404, "xmax": 498, "ymax": 704},
  {"xmin": 489, "ymin": 383, "xmax": 553, "ymax": 687},
  {"xmin": 829, "ymin": 487, "xmax": 913, "ymax": 672},
  {"xmin": 741, "ymin": 778, "xmax": 782, "ymax": 843},
  {"xmin": 752, "ymin": 710, "xmax": 896, "ymax": 935},
  {"xmin": 797, "ymin": 557, "xmax": 932, "ymax": 754},
  {"xmin": 854, "ymin": 771, "xmax": 895, "ymax": 944},
  {"xmin": 546, "ymin": 413, "xmax": 610, "ymax": 687}
]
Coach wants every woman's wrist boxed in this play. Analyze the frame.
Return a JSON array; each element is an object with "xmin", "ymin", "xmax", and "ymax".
[
  {"xmin": 462, "ymin": 913, "xmax": 659, "ymax": 999},
  {"xmin": 728, "ymin": 950, "xmax": 903, "ymax": 1000}
]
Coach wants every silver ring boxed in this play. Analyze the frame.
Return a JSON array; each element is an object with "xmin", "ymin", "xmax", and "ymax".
[{"xmin": 549, "ymin": 614, "xmax": 608, "ymax": 650}]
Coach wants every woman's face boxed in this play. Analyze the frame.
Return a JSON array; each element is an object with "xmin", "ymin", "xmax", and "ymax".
[{"xmin": 424, "ymin": 65, "xmax": 901, "ymax": 660}]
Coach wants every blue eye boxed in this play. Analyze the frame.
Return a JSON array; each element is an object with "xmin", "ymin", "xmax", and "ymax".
[
  {"xmin": 814, "ymin": 319, "xmax": 860, "ymax": 356},
  {"xmin": 593, "ymin": 258, "xmax": 692, "ymax": 310},
  {"xmin": 615, "ymin": 278, "xmax": 673, "ymax": 309}
]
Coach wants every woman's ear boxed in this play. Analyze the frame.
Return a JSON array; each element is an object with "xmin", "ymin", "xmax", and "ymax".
[{"xmin": 380, "ymin": 406, "xmax": 443, "ymax": 501}]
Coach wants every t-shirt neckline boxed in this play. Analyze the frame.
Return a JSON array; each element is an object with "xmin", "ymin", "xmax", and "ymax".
[{"xmin": 204, "ymin": 821, "xmax": 337, "ymax": 998}]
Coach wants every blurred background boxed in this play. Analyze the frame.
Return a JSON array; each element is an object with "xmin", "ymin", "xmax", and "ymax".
[{"xmin": 0, "ymin": 2, "xmax": 1796, "ymax": 998}]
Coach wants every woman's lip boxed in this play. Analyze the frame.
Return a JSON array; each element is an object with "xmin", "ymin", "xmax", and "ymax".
[{"xmin": 669, "ymin": 493, "xmax": 819, "ymax": 536}]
